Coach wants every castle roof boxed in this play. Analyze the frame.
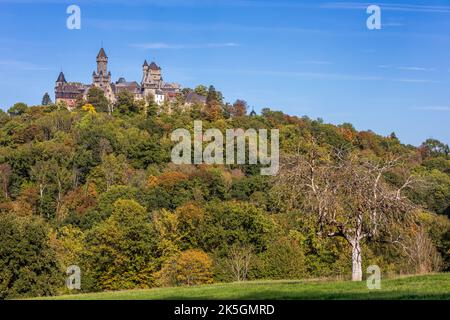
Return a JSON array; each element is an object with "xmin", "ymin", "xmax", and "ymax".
[
  {"xmin": 143, "ymin": 60, "xmax": 148, "ymax": 67},
  {"xmin": 97, "ymin": 47, "xmax": 108, "ymax": 59},
  {"xmin": 56, "ymin": 72, "xmax": 67, "ymax": 83},
  {"xmin": 149, "ymin": 62, "xmax": 160, "ymax": 70},
  {"xmin": 114, "ymin": 80, "xmax": 141, "ymax": 94},
  {"xmin": 55, "ymin": 83, "xmax": 86, "ymax": 94}
]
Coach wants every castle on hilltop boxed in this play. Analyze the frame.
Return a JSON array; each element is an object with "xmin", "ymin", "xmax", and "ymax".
[{"xmin": 55, "ymin": 48, "xmax": 181, "ymax": 108}]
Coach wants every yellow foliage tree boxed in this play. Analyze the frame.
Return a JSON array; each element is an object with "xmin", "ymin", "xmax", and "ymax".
[
  {"xmin": 156, "ymin": 249, "xmax": 213, "ymax": 287},
  {"xmin": 82, "ymin": 103, "xmax": 96, "ymax": 114}
]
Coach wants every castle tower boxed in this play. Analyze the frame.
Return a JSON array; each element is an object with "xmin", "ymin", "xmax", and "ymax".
[
  {"xmin": 93, "ymin": 47, "xmax": 111, "ymax": 85},
  {"xmin": 92, "ymin": 47, "xmax": 114, "ymax": 102},
  {"xmin": 96, "ymin": 47, "xmax": 108, "ymax": 75},
  {"xmin": 55, "ymin": 71, "xmax": 67, "ymax": 102},
  {"xmin": 148, "ymin": 62, "xmax": 162, "ymax": 84},
  {"xmin": 141, "ymin": 60, "xmax": 163, "ymax": 97}
]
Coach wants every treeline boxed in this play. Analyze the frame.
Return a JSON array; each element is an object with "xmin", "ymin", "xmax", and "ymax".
[{"xmin": 0, "ymin": 88, "xmax": 449, "ymax": 298}]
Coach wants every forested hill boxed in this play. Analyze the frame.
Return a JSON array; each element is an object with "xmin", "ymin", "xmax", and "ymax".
[{"xmin": 0, "ymin": 88, "xmax": 449, "ymax": 299}]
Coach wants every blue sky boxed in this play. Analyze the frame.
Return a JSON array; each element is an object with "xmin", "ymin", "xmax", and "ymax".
[{"xmin": 0, "ymin": 0, "xmax": 449, "ymax": 145}]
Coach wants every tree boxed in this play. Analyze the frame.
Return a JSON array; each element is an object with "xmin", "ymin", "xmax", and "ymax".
[
  {"xmin": 276, "ymin": 147, "xmax": 415, "ymax": 281},
  {"xmin": 256, "ymin": 237, "xmax": 307, "ymax": 280},
  {"xmin": 41, "ymin": 92, "xmax": 52, "ymax": 106},
  {"xmin": 230, "ymin": 99, "xmax": 248, "ymax": 117},
  {"xmin": 146, "ymin": 94, "xmax": 158, "ymax": 117},
  {"xmin": 200, "ymin": 201, "xmax": 273, "ymax": 257},
  {"xmin": 82, "ymin": 104, "xmax": 96, "ymax": 114},
  {"xmin": 8, "ymin": 102, "xmax": 28, "ymax": 116},
  {"xmin": 89, "ymin": 154, "xmax": 129, "ymax": 192},
  {"xmin": 226, "ymin": 244, "xmax": 253, "ymax": 282},
  {"xmin": 0, "ymin": 109, "xmax": 8, "ymax": 126},
  {"xmin": 0, "ymin": 163, "xmax": 12, "ymax": 199},
  {"xmin": 30, "ymin": 160, "xmax": 52, "ymax": 217},
  {"xmin": 194, "ymin": 85, "xmax": 208, "ymax": 97},
  {"xmin": 420, "ymin": 139, "xmax": 449, "ymax": 158},
  {"xmin": 206, "ymin": 85, "xmax": 223, "ymax": 105},
  {"xmin": 84, "ymin": 200, "xmax": 157, "ymax": 291},
  {"xmin": 50, "ymin": 225, "xmax": 86, "ymax": 272},
  {"xmin": 87, "ymin": 87, "xmax": 110, "ymax": 113},
  {"xmin": 175, "ymin": 203, "xmax": 204, "ymax": 249},
  {"xmin": 0, "ymin": 213, "xmax": 62, "ymax": 299},
  {"xmin": 203, "ymin": 86, "xmax": 223, "ymax": 121},
  {"xmin": 157, "ymin": 249, "xmax": 213, "ymax": 286},
  {"xmin": 48, "ymin": 159, "xmax": 73, "ymax": 218},
  {"xmin": 115, "ymin": 91, "xmax": 138, "ymax": 115}
]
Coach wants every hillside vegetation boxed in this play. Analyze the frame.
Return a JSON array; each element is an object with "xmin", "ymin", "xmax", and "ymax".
[{"xmin": 0, "ymin": 86, "xmax": 449, "ymax": 299}]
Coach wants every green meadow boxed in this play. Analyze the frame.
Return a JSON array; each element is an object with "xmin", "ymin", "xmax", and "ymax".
[{"xmin": 38, "ymin": 273, "xmax": 450, "ymax": 300}]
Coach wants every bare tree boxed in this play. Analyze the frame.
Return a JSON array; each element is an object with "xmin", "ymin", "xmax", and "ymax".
[
  {"xmin": 395, "ymin": 224, "xmax": 442, "ymax": 274},
  {"xmin": 226, "ymin": 245, "xmax": 253, "ymax": 282},
  {"xmin": 48, "ymin": 159, "xmax": 73, "ymax": 218},
  {"xmin": 30, "ymin": 161, "xmax": 51, "ymax": 216},
  {"xmin": 276, "ymin": 145, "xmax": 415, "ymax": 281}
]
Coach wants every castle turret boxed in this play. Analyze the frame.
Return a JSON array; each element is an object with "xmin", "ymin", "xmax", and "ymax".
[
  {"xmin": 141, "ymin": 60, "xmax": 163, "ymax": 97},
  {"xmin": 92, "ymin": 47, "xmax": 114, "ymax": 102}
]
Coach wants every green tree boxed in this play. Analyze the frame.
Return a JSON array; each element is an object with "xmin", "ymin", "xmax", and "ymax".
[
  {"xmin": 200, "ymin": 201, "xmax": 274, "ymax": 257},
  {"xmin": 8, "ymin": 102, "xmax": 28, "ymax": 116},
  {"xmin": 255, "ymin": 237, "xmax": 307, "ymax": 280},
  {"xmin": 0, "ymin": 213, "xmax": 62, "ymax": 299},
  {"xmin": 194, "ymin": 85, "xmax": 208, "ymax": 97},
  {"xmin": 87, "ymin": 87, "xmax": 110, "ymax": 113},
  {"xmin": 420, "ymin": 139, "xmax": 449, "ymax": 158},
  {"xmin": 84, "ymin": 199, "xmax": 157, "ymax": 291},
  {"xmin": 88, "ymin": 154, "xmax": 129, "ymax": 192},
  {"xmin": 42, "ymin": 92, "xmax": 52, "ymax": 106},
  {"xmin": 114, "ymin": 91, "xmax": 138, "ymax": 115}
]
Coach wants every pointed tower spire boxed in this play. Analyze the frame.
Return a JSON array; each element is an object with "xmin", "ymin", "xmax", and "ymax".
[
  {"xmin": 97, "ymin": 47, "xmax": 107, "ymax": 59},
  {"xmin": 56, "ymin": 71, "xmax": 67, "ymax": 83}
]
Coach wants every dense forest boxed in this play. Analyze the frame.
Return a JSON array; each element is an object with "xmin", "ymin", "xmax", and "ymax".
[{"xmin": 0, "ymin": 86, "xmax": 449, "ymax": 299}]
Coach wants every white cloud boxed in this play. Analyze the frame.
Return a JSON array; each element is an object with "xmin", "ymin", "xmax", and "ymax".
[
  {"xmin": 298, "ymin": 60, "xmax": 333, "ymax": 65},
  {"xmin": 393, "ymin": 78, "xmax": 438, "ymax": 83},
  {"xmin": 378, "ymin": 65, "xmax": 436, "ymax": 72},
  {"xmin": 320, "ymin": 2, "xmax": 450, "ymax": 14},
  {"xmin": 0, "ymin": 59, "xmax": 48, "ymax": 71},
  {"xmin": 397, "ymin": 66, "xmax": 435, "ymax": 72},
  {"xmin": 130, "ymin": 42, "xmax": 240, "ymax": 49},
  {"xmin": 415, "ymin": 106, "xmax": 450, "ymax": 111},
  {"xmin": 210, "ymin": 68, "xmax": 383, "ymax": 81}
]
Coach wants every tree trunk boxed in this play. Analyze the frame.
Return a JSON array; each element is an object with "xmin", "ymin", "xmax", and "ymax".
[{"xmin": 351, "ymin": 239, "xmax": 362, "ymax": 281}]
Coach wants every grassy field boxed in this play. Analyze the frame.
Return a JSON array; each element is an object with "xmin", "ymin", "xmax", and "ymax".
[{"xmin": 38, "ymin": 273, "xmax": 450, "ymax": 300}]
